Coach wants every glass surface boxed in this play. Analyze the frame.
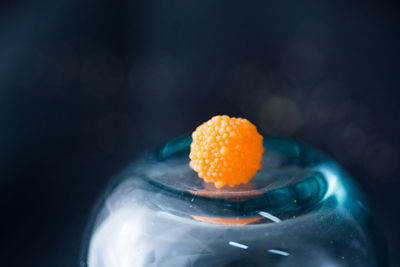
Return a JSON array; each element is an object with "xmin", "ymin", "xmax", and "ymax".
[{"xmin": 81, "ymin": 136, "xmax": 387, "ymax": 267}]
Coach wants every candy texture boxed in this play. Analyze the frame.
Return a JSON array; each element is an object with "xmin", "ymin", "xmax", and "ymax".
[{"xmin": 189, "ymin": 115, "xmax": 264, "ymax": 188}]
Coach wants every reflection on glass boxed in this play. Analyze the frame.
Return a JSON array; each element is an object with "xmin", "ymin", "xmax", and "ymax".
[{"xmin": 81, "ymin": 136, "xmax": 387, "ymax": 267}]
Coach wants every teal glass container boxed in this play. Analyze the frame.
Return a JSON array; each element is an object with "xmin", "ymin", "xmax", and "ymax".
[{"xmin": 81, "ymin": 136, "xmax": 387, "ymax": 267}]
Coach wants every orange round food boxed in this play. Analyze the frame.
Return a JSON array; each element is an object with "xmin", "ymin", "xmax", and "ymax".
[{"xmin": 189, "ymin": 115, "xmax": 264, "ymax": 188}]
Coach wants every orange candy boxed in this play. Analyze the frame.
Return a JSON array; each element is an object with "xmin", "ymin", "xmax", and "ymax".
[{"xmin": 189, "ymin": 115, "xmax": 264, "ymax": 188}]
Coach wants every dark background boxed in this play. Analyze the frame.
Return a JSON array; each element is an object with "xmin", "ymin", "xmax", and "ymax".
[{"xmin": 0, "ymin": 0, "xmax": 399, "ymax": 266}]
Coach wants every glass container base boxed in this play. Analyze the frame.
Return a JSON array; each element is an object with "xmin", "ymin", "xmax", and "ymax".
[{"xmin": 81, "ymin": 136, "xmax": 387, "ymax": 267}]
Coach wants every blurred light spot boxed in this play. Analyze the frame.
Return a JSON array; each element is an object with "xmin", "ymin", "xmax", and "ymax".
[
  {"xmin": 222, "ymin": 63, "xmax": 263, "ymax": 106},
  {"xmin": 241, "ymin": 89, "xmax": 273, "ymax": 119},
  {"xmin": 363, "ymin": 143, "xmax": 398, "ymax": 182},
  {"xmin": 129, "ymin": 56, "xmax": 182, "ymax": 103},
  {"xmin": 259, "ymin": 96, "xmax": 303, "ymax": 135},
  {"xmin": 330, "ymin": 123, "xmax": 367, "ymax": 162},
  {"xmin": 348, "ymin": 103, "xmax": 374, "ymax": 131},
  {"xmin": 293, "ymin": 20, "xmax": 333, "ymax": 56},
  {"xmin": 306, "ymin": 81, "xmax": 349, "ymax": 124},
  {"xmin": 281, "ymin": 42, "xmax": 324, "ymax": 83},
  {"xmin": 239, "ymin": 72, "xmax": 290, "ymax": 119}
]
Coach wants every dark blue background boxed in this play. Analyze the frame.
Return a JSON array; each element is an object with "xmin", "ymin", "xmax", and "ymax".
[{"xmin": 0, "ymin": 0, "xmax": 399, "ymax": 266}]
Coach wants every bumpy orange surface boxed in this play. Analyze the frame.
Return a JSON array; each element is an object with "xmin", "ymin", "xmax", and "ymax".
[{"xmin": 189, "ymin": 115, "xmax": 264, "ymax": 188}]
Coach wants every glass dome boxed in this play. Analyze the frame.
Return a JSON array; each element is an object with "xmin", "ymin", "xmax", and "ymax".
[{"xmin": 81, "ymin": 136, "xmax": 387, "ymax": 267}]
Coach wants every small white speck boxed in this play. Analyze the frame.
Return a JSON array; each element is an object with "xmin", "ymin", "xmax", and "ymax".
[
  {"xmin": 258, "ymin": 211, "xmax": 281, "ymax": 223},
  {"xmin": 229, "ymin": 241, "xmax": 248, "ymax": 249},
  {"xmin": 341, "ymin": 256, "xmax": 345, "ymax": 260},
  {"xmin": 268, "ymin": 249, "xmax": 290, "ymax": 256}
]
